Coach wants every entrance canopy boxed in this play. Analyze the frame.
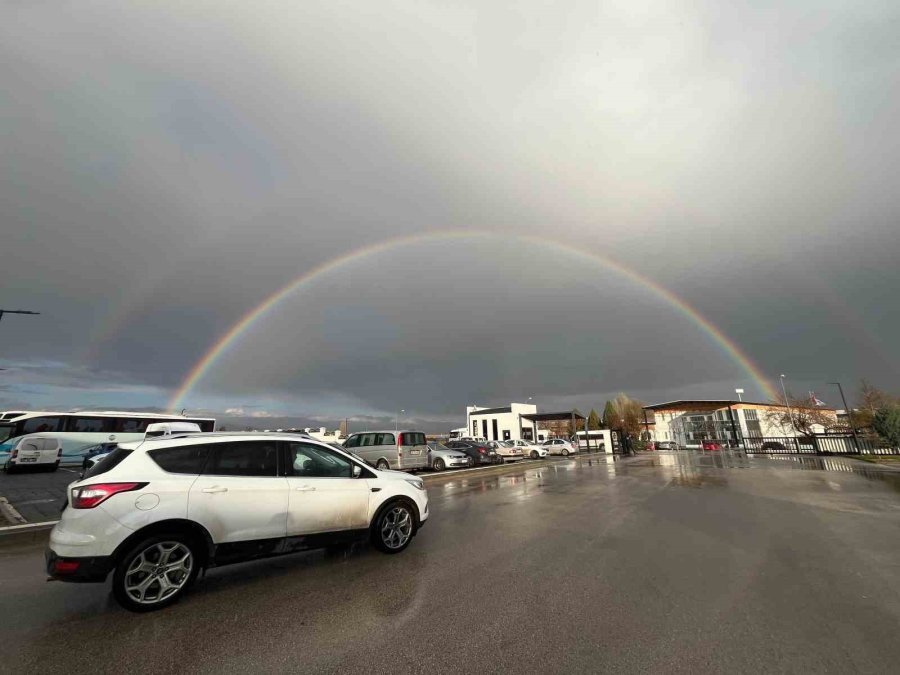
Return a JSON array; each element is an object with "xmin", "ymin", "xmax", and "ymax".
[{"xmin": 520, "ymin": 410, "xmax": 586, "ymax": 424}]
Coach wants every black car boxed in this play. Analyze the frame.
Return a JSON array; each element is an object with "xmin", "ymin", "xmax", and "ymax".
[{"xmin": 445, "ymin": 440, "xmax": 501, "ymax": 465}]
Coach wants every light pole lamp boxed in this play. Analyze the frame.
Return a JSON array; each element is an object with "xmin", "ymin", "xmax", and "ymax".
[
  {"xmin": 395, "ymin": 409, "xmax": 404, "ymax": 432},
  {"xmin": 828, "ymin": 382, "xmax": 860, "ymax": 451}
]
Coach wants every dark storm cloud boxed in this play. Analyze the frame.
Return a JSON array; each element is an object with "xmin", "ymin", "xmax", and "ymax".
[{"xmin": 1, "ymin": 1, "xmax": 898, "ymax": 423}]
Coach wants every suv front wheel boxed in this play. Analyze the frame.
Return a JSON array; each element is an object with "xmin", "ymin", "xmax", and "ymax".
[
  {"xmin": 113, "ymin": 533, "xmax": 201, "ymax": 612},
  {"xmin": 371, "ymin": 501, "xmax": 416, "ymax": 554}
]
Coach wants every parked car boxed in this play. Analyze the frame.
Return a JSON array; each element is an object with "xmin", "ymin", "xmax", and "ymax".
[
  {"xmin": 655, "ymin": 441, "xmax": 678, "ymax": 451},
  {"xmin": 445, "ymin": 440, "xmax": 499, "ymax": 465},
  {"xmin": 507, "ymin": 439, "xmax": 547, "ymax": 459},
  {"xmin": 701, "ymin": 440, "xmax": 722, "ymax": 451},
  {"xmin": 427, "ymin": 443, "xmax": 471, "ymax": 470},
  {"xmin": 46, "ymin": 432, "xmax": 429, "ymax": 612},
  {"xmin": 486, "ymin": 440, "xmax": 524, "ymax": 462},
  {"xmin": 81, "ymin": 442, "xmax": 119, "ymax": 471},
  {"xmin": 542, "ymin": 438, "xmax": 576, "ymax": 456},
  {"xmin": 4, "ymin": 435, "xmax": 62, "ymax": 472},
  {"xmin": 342, "ymin": 430, "xmax": 429, "ymax": 471},
  {"xmin": 760, "ymin": 441, "xmax": 787, "ymax": 451}
]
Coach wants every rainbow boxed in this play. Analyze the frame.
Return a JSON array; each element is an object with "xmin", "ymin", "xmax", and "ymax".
[{"xmin": 168, "ymin": 231, "xmax": 779, "ymax": 410}]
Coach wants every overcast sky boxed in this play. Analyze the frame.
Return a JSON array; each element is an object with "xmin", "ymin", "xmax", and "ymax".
[{"xmin": 1, "ymin": 1, "xmax": 898, "ymax": 430}]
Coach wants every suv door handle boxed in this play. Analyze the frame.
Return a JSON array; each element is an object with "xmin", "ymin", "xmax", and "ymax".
[
  {"xmin": 295, "ymin": 485, "xmax": 316, "ymax": 492},
  {"xmin": 201, "ymin": 486, "xmax": 228, "ymax": 494}
]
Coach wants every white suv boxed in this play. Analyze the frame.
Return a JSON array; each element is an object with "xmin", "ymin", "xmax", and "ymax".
[{"xmin": 46, "ymin": 433, "xmax": 429, "ymax": 612}]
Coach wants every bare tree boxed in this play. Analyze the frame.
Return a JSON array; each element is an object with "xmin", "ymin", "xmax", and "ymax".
[{"xmin": 765, "ymin": 391, "xmax": 837, "ymax": 436}]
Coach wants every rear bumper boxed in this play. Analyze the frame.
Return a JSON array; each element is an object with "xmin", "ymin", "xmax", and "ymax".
[{"xmin": 45, "ymin": 548, "xmax": 113, "ymax": 583}]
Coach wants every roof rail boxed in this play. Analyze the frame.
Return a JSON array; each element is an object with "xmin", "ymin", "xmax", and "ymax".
[{"xmin": 144, "ymin": 422, "xmax": 202, "ymax": 439}]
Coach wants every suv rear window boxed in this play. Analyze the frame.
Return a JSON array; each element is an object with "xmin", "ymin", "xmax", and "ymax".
[
  {"xmin": 149, "ymin": 445, "xmax": 210, "ymax": 474},
  {"xmin": 83, "ymin": 447, "xmax": 133, "ymax": 479},
  {"xmin": 400, "ymin": 432, "xmax": 425, "ymax": 446}
]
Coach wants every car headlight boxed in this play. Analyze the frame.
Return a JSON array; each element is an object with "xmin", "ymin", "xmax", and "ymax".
[{"xmin": 404, "ymin": 477, "xmax": 426, "ymax": 491}]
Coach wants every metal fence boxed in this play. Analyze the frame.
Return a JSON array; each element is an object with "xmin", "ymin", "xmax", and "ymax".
[{"xmin": 742, "ymin": 434, "xmax": 898, "ymax": 456}]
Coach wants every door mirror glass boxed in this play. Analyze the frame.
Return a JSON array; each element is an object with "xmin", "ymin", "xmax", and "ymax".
[{"xmin": 352, "ymin": 464, "xmax": 362, "ymax": 478}]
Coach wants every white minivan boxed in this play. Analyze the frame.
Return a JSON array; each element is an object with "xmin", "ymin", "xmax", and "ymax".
[{"xmin": 4, "ymin": 435, "xmax": 63, "ymax": 472}]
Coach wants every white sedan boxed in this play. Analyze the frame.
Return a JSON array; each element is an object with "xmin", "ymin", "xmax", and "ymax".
[
  {"xmin": 507, "ymin": 439, "xmax": 548, "ymax": 459},
  {"xmin": 542, "ymin": 438, "xmax": 577, "ymax": 456}
]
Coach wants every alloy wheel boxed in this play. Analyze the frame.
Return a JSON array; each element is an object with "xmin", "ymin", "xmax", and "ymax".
[
  {"xmin": 123, "ymin": 541, "xmax": 194, "ymax": 606},
  {"xmin": 380, "ymin": 506, "xmax": 413, "ymax": 550}
]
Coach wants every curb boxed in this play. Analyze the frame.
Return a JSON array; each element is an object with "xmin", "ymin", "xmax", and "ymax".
[
  {"xmin": 420, "ymin": 451, "xmax": 614, "ymax": 482},
  {"xmin": 0, "ymin": 496, "xmax": 27, "ymax": 527}
]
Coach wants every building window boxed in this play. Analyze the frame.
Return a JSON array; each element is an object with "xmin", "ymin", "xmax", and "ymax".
[
  {"xmin": 744, "ymin": 409, "xmax": 758, "ymax": 421},
  {"xmin": 481, "ymin": 419, "xmax": 488, "ymax": 439},
  {"xmin": 472, "ymin": 421, "xmax": 477, "ymax": 436},
  {"xmin": 492, "ymin": 419, "xmax": 498, "ymax": 441}
]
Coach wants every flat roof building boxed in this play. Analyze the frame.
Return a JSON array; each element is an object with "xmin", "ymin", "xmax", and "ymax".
[{"xmin": 643, "ymin": 399, "xmax": 837, "ymax": 448}]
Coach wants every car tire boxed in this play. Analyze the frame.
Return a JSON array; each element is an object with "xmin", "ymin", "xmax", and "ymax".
[
  {"xmin": 112, "ymin": 533, "xmax": 201, "ymax": 613},
  {"xmin": 375, "ymin": 459, "xmax": 390, "ymax": 470},
  {"xmin": 530, "ymin": 450, "xmax": 538, "ymax": 459},
  {"xmin": 433, "ymin": 458, "xmax": 445, "ymax": 471},
  {"xmin": 371, "ymin": 501, "xmax": 416, "ymax": 554},
  {"xmin": 466, "ymin": 457, "xmax": 474, "ymax": 468},
  {"xmin": 561, "ymin": 449, "xmax": 569, "ymax": 456}
]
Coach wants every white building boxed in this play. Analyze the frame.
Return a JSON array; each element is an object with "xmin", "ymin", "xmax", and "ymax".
[
  {"xmin": 466, "ymin": 403, "xmax": 545, "ymax": 442},
  {"xmin": 643, "ymin": 400, "xmax": 838, "ymax": 448}
]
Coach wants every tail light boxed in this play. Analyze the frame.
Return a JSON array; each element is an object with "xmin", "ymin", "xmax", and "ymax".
[
  {"xmin": 57, "ymin": 447, "xmax": 63, "ymax": 457},
  {"xmin": 478, "ymin": 448, "xmax": 485, "ymax": 454},
  {"xmin": 53, "ymin": 559, "xmax": 81, "ymax": 574},
  {"xmin": 72, "ymin": 482, "xmax": 146, "ymax": 509}
]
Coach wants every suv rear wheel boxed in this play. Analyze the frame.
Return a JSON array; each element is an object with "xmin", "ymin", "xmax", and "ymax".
[
  {"xmin": 113, "ymin": 533, "xmax": 200, "ymax": 612},
  {"xmin": 375, "ymin": 459, "xmax": 390, "ymax": 470},
  {"xmin": 371, "ymin": 501, "xmax": 415, "ymax": 554}
]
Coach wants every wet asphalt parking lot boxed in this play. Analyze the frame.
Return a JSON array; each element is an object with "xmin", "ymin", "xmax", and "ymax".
[{"xmin": 2, "ymin": 452, "xmax": 900, "ymax": 673}]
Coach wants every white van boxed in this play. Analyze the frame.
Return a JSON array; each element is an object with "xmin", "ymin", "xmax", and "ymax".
[
  {"xmin": 343, "ymin": 430, "xmax": 429, "ymax": 471},
  {"xmin": 4, "ymin": 435, "xmax": 63, "ymax": 472}
]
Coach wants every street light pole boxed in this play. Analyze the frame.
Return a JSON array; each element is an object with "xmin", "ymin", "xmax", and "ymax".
[
  {"xmin": 829, "ymin": 382, "xmax": 859, "ymax": 451},
  {"xmin": 735, "ymin": 388, "xmax": 744, "ymax": 402},
  {"xmin": 0, "ymin": 309, "xmax": 40, "ymax": 324},
  {"xmin": 780, "ymin": 374, "xmax": 795, "ymax": 433},
  {"xmin": 395, "ymin": 409, "xmax": 404, "ymax": 432}
]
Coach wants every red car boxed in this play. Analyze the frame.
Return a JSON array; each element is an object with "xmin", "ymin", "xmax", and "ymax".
[{"xmin": 701, "ymin": 440, "xmax": 722, "ymax": 451}]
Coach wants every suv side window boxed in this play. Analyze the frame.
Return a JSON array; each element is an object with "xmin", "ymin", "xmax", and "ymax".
[
  {"xmin": 285, "ymin": 442, "xmax": 353, "ymax": 478},
  {"xmin": 359, "ymin": 433, "xmax": 376, "ymax": 447},
  {"xmin": 374, "ymin": 432, "xmax": 395, "ymax": 445},
  {"xmin": 344, "ymin": 435, "xmax": 360, "ymax": 448},
  {"xmin": 204, "ymin": 441, "xmax": 278, "ymax": 477},
  {"xmin": 150, "ymin": 444, "xmax": 210, "ymax": 474}
]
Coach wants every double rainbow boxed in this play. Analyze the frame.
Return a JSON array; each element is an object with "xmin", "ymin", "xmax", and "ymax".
[{"xmin": 167, "ymin": 231, "xmax": 778, "ymax": 410}]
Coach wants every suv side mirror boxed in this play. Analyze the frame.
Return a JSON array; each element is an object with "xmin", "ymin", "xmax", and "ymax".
[{"xmin": 352, "ymin": 464, "xmax": 362, "ymax": 478}]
